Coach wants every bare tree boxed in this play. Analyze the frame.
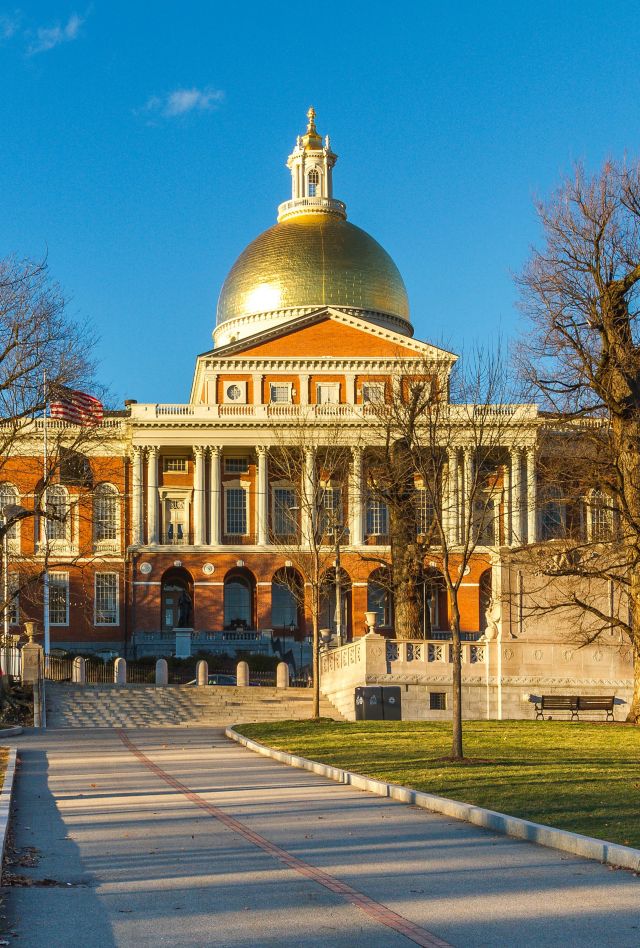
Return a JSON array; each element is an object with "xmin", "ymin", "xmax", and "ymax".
[
  {"xmin": 267, "ymin": 417, "xmax": 356, "ymax": 718},
  {"xmin": 0, "ymin": 256, "xmax": 112, "ymax": 643},
  {"xmin": 367, "ymin": 347, "xmax": 527, "ymax": 758},
  {"xmin": 518, "ymin": 160, "xmax": 640, "ymax": 722}
]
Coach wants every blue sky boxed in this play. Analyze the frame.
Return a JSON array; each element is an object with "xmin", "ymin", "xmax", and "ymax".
[{"xmin": 2, "ymin": 1, "xmax": 639, "ymax": 404}]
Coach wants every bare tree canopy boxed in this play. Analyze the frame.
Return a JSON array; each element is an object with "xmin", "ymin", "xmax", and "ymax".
[{"xmin": 518, "ymin": 159, "xmax": 640, "ymax": 721}]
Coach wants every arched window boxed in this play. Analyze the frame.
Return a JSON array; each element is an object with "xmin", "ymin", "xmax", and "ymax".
[
  {"xmin": 0, "ymin": 484, "xmax": 19, "ymax": 539},
  {"xmin": 224, "ymin": 568, "xmax": 255, "ymax": 630},
  {"xmin": 320, "ymin": 568, "xmax": 352, "ymax": 642},
  {"xmin": 93, "ymin": 483, "xmax": 118, "ymax": 545},
  {"xmin": 479, "ymin": 568, "xmax": 492, "ymax": 632},
  {"xmin": 308, "ymin": 168, "xmax": 319, "ymax": 197},
  {"xmin": 588, "ymin": 489, "xmax": 613, "ymax": 542},
  {"xmin": 46, "ymin": 485, "xmax": 69, "ymax": 541},
  {"xmin": 367, "ymin": 568, "xmax": 393, "ymax": 628},
  {"xmin": 271, "ymin": 568, "xmax": 302, "ymax": 631},
  {"xmin": 423, "ymin": 569, "xmax": 447, "ymax": 634}
]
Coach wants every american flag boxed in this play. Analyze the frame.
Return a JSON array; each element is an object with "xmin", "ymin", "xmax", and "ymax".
[{"xmin": 50, "ymin": 387, "xmax": 104, "ymax": 426}]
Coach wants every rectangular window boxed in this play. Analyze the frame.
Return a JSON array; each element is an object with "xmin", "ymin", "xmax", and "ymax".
[
  {"xmin": 224, "ymin": 457, "xmax": 249, "ymax": 474},
  {"xmin": 46, "ymin": 490, "xmax": 68, "ymax": 541},
  {"xmin": 361, "ymin": 382, "xmax": 385, "ymax": 404},
  {"xmin": 415, "ymin": 488, "xmax": 435, "ymax": 536},
  {"xmin": 95, "ymin": 573, "xmax": 118, "ymax": 625},
  {"xmin": 366, "ymin": 497, "xmax": 389, "ymax": 536},
  {"xmin": 429, "ymin": 691, "xmax": 447, "ymax": 711},
  {"xmin": 163, "ymin": 457, "xmax": 187, "ymax": 472},
  {"xmin": 316, "ymin": 383, "xmax": 340, "ymax": 404},
  {"xmin": 49, "ymin": 573, "xmax": 69, "ymax": 626},
  {"xmin": 320, "ymin": 487, "xmax": 343, "ymax": 533},
  {"xmin": 274, "ymin": 487, "xmax": 297, "ymax": 536},
  {"xmin": 225, "ymin": 488, "xmax": 247, "ymax": 535},
  {"xmin": 270, "ymin": 383, "xmax": 291, "ymax": 404}
]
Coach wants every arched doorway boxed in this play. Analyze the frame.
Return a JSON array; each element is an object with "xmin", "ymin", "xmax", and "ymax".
[
  {"xmin": 421, "ymin": 568, "xmax": 448, "ymax": 637},
  {"xmin": 223, "ymin": 567, "xmax": 256, "ymax": 630},
  {"xmin": 320, "ymin": 567, "xmax": 352, "ymax": 643},
  {"xmin": 271, "ymin": 567, "xmax": 304, "ymax": 635},
  {"xmin": 161, "ymin": 567, "xmax": 194, "ymax": 631},
  {"xmin": 367, "ymin": 567, "xmax": 393, "ymax": 631}
]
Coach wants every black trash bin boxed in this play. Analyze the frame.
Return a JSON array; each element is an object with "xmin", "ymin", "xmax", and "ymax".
[
  {"xmin": 355, "ymin": 686, "xmax": 384, "ymax": 720},
  {"xmin": 381, "ymin": 686, "xmax": 402, "ymax": 720}
]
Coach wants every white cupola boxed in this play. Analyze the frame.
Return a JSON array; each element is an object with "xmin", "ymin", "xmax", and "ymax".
[{"xmin": 277, "ymin": 107, "xmax": 347, "ymax": 223}]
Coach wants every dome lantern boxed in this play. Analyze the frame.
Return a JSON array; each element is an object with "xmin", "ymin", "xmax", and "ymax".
[{"xmin": 277, "ymin": 107, "xmax": 346, "ymax": 223}]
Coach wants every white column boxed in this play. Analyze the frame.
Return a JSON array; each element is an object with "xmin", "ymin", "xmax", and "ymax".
[
  {"xmin": 252, "ymin": 374, "xmax": 263, "ymax": 405},
  {"xmin": 463, "ymin": 446, "xmax": 474, "ymax": 542},
  {"xmin": 146, "ymin": 446, "xmax": 159, "ymax": 544},
  {"xmin": 194, "ymin": 445, "xmax": 206, "ymax": 545},
  {"xmin": 256, "ymin": 445, "xmax": 269, "ymax": 546},
  {"xmin": 301, "ymin": 447, "xmax": 316, "ymax": 543},
  {"xmin": 350, "ymin": 446, "xmax": 364, "ymax": 546},
  {"xmin": 207, "ymin": 374, "xmax": 218, "ymax": 404},
  {"xmin": 502, "ymin": 454, "xmax": 511, "ymax": 547},
  {"xmin": 526, "ymin": 447, "xmax": 537, "ymax": 543},
  {"xmin": 344, "ymin": 373, "xmax": 355, "ymax": 404},
  {"xmin": 299, "ymin": 373, "xmax": 309, "ymax": 406},
  {"xmin": 132, "ymin": 446, "xmax": 144, "ymax": 545},
  {"xmin": 511, "ymin": 448, "xmax": 523, "ymax": 545},
  {"xmin": 209, "ymin": 446, "xmax": 221, "ymax": 545},
  {"xmin": 446, "ymin": 447, "xmax": 459, "ymax": 545}
]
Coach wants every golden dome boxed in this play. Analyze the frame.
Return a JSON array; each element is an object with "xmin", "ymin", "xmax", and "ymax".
[{"xmin": 216, "ymin": 213, "xmax": 410, "ymax": 331}]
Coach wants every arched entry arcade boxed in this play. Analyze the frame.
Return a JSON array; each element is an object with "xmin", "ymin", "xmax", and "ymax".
[{"xmin": 161, "ymin": 567, "xmax": 194, "ymax": 631}]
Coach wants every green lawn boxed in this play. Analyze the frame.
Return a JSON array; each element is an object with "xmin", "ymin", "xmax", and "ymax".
[{"xmin": 237, "ymin": 720, "xmax": 640, "ymax": 848}]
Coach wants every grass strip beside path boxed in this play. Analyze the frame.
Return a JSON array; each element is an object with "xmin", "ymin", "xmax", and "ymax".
[{"xmin": 237, "ymin": 720, "xmax": 640, "ymax": 849}]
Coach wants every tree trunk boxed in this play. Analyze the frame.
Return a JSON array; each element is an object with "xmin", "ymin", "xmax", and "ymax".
[
  {"xmin": 627, "ymin": 569, "xmax": 640, "ymax": 723},
  {"xmin": 449, "ymin": 593, "xmax": 464, "ymax": 759},
  {"xmin": 391, "ymin": 537, "xmax": 422, "ymax": 639}
]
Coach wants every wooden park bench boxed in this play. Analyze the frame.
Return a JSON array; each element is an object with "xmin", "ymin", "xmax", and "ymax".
[{"xmin": 535, "ymin": 695, "xmax": 615, "ymax": 721}]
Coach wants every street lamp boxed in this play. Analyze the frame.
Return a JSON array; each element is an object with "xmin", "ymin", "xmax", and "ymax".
[{"xmin": 331, "ymin": 519, "xmax": 349, "ymax": 646}]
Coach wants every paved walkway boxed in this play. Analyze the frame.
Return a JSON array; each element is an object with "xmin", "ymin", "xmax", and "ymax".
[{"xmin": 1, "ymin": 728, "xmax": 639, "ymax": 947}]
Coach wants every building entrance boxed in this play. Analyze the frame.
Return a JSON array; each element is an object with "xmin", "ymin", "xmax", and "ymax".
[{"xmin": 161, "ymin": 567, "xmax": 194, "ymax": 631}]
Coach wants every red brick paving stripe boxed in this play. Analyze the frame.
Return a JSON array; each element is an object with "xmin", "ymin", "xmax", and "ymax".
[{"xmin": 118, "ymin": 730, "xmax": 451, "ymax": 948}]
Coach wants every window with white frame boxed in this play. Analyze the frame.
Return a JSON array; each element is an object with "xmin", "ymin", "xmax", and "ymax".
[
  {"xmin": 163, "ymin": 457, "xmax": 188, "ymax": 472},
  {"xmin": 46, "ymin": 486, "xmax": 69, "ymax": 542},
  {"xmin": 225, "ymin": 457, "xmax": 249, "ymax": 474},
  {"xmin": 316, "ymin": 383, "xmax": 339, "ymax": 404},
  {"xmin": 95, "ymin": 572, "xmax": 118, "ymax": 625},
  {"xmin": 49, "ymin": 573, "xmax": 69, "ymax": 625},
  {"xmin": 415, "ymin": 488, "xmax": 435, "ymax": 537},
  {"xmin": 588, "ymin": 489, "xmax": 613, "ymax": 542},
  {"xmin": 273, "ymin": 487, "xmax": 297, "ymax": 536},
  {"xmin": 361, "ymin": 382, "xmax": 385, "ymax": 404},
  {"xmin": 308, "ymin": 168, "xmax": 319, "ymax": 197},
  {"xmin": 366, "ymin": 497, "xmax": 389, "ymax": 536},
  {"xmin": 320, "ymin": 486, "xmax": 343, "ymax": 533},
  {"xmin": 0, "ymin": 484, "xmax": 19, "ymax": 539},
  {"xmin": 93, "ymin": 484, "xmax": 118, "ymax": 544},
  {"xmin": 541, "ymin": 485, "xmax": 566, "ymax": 540},
  {"xmin": 270, "ymin": 383, "xmax": 291, "ymax": 404},
  {"xmin": 225, "ymin": 487, "xmax": 247, "ymax": 535}
]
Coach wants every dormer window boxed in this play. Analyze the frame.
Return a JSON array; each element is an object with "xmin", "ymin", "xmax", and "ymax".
[{"xmin": 308, "ymin": 169, "xmax": 319, "ymax": 197}]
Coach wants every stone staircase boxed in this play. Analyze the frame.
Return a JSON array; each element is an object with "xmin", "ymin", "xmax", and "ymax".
[{"xmin": 45, "ymin": 682, "xmax": 344, "ymax": 728}]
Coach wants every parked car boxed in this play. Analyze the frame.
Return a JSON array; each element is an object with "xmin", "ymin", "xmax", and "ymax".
[{"xmin": 186, "ymin": 673, "xmax": 238, "ymax": 686}]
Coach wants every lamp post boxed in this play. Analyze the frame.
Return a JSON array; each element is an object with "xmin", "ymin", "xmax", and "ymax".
[{"xmin": 330, "ymin": 517, "xmax": 349, "ymax": 647}]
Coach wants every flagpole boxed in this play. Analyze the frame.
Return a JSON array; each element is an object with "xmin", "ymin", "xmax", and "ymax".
[{"xmin": 42, "ymin": 369, "xmax": 50, "ymax": 657}]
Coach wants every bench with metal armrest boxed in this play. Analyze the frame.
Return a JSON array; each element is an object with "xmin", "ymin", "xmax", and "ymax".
[{"xmin": 535, "ymin": 694, "xmax": 615, "ymax": 721}]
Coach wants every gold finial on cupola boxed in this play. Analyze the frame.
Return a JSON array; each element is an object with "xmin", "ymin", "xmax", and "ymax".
[{"xmin": 301, "ymin": 105, "xmax": 322, "ymax": 149}]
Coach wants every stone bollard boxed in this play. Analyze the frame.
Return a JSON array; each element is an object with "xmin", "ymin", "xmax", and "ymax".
[
  {"xmin": 236, "ymin": 660, "xmax": 249, "ymax": 687},
  {"xmin": 155, "ymin": 658, "xmax": 168, "ymax": 686},
  {"xmin": 114, "ymin": 657, "xmax": 127, "ymax": 685},
  {"xmin": 196, "ymin": 659, "xmax": 208, "ymax": 687},
  {"xmin": 276, "ymin": 661, "xmax": 289, "ymax": 689},
  {"xmin": 72, "ymin": 656, "xmax": 86, "ymax": 685}
]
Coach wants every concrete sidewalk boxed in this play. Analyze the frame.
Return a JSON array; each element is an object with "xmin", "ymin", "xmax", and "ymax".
[{"xmin": 1, "ymin": 728, "xmax": 639, "ymax": 947}]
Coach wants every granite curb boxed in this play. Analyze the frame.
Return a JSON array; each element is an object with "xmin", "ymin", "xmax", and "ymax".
[
  {"xmin": 226, "ymin": 726, "xmax": 640, "ymax": 873},
  {"xmin": 0, "ymin": 747, "xmax": 17, "ymax": 864},
  {"xmin": 0, "ymin": 727, "xmax": 23, "ymax": 738}
]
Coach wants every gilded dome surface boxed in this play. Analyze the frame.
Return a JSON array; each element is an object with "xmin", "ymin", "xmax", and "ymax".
[{"xmin": 216, "ymin": 213, "xmax": 410, "ymax": 328}]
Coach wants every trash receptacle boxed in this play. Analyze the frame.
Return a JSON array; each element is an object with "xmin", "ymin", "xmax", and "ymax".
[
  {"xmin": 381, "ymin": 686, "xmax": 402, "ymax": 720},
  {"xmin": 355, "ymin": 686, "xmax": 384, "ymax": 720}
]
